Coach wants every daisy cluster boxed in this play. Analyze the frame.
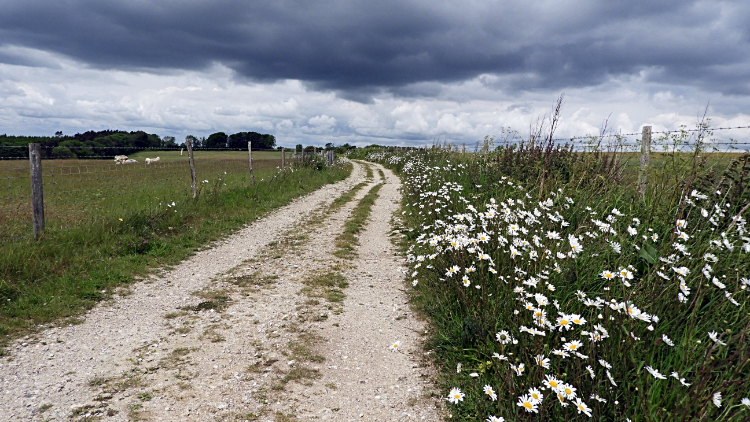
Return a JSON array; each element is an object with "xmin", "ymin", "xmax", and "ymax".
[{"xmin": 367, "ymin": 149, "xmax": 750, "ymax": 420}]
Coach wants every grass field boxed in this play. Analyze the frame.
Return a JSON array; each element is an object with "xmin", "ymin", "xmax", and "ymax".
[
  {"xmin": 358, "ymin": 145, "xmax": 749, "ymax": 421},
  {"xmin": 0, "ymin": 155, "xmax": 348, "ymax": 353},
  {"xmin": 0, "ymin": 150, "xmax": 294, "ymax": 240}
]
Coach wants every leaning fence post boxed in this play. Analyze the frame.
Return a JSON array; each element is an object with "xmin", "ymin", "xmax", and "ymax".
[
  {"xmin": 29, "ymin": 143, "xmax": 44, "ymax": 239},
  {"xmin": 638, "ymin": 125, "xmax": 652, "ymax": 200},
  {"xmin": 248, "ymin": 142, "xmax": 255, "ymax": 185},
  {"xmin": 186, "ymin": 138, "xmax": 197, "ymax": 199}
]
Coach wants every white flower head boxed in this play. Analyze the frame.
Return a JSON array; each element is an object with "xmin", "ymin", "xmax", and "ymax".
[
  {"xmin": 483, "ymin": 384, "xmax": 498, "ymax": 401},
  {"xmin": 646, "ymin": 365, "xmax": 667, "ymax": 379},
  {"xmin": 447, "ymin": 387, "xmax": 464, "ymax": 404}
]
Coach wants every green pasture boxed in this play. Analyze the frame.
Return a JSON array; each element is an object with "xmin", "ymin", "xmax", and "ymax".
[
  {"xmin": 0, "ymin": 150, "xmax": 295, "ymax": 240},
  {"xmin": 0, "ymin": 158, "xmax": 350, "ymax": 353}
]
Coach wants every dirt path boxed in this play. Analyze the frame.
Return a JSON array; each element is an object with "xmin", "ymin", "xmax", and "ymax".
[{"xmin": 0, "ymin": 161, "xmax": 442, "ymax": 422}]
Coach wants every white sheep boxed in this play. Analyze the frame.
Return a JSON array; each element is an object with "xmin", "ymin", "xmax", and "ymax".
[
  {"xmin": 123, "ymin": 159, "xmax": 138, "ymax": 164},
  {"xmin": 145, "ymin": 157, "xmax": 160, "ymax": 164},
  {"xmin": 114, "ymin": 155, "xmax": 128, "ymax": 164}
]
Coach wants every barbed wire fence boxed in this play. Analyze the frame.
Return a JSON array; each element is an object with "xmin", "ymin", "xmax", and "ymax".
[
  {"xmin": 398, "ymin": 124, "xmax": 750, "ymax": 201},
  {"xmin": 400, "ymin": 124, "xmax": 750, "ymax": 153},
  {"xmin": 0, "ymin": 142, "xmax": 305, "ymax": 240}
]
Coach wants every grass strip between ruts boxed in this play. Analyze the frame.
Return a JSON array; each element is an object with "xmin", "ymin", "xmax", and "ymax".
[{"xmin": 333, "ymin": 182, "xmax": 384, "ymax": 259}]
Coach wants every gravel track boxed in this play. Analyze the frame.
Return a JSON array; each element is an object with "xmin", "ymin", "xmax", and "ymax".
[{"xmin": 0, "ymin": 161, "xmax": 442, "ymax": 422}]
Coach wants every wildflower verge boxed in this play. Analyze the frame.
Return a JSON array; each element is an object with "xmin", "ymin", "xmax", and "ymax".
[{"xmin": 363, "ymin": 146, "xmax": 750, "ymax": 421}]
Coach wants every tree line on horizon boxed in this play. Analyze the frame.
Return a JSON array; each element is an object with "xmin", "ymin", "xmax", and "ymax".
[{"xmin": 0, "ymin": 130, "xmax": 277, "ymax": 159}]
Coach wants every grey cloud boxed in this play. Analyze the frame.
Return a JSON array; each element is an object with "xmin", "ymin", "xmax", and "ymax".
[{"xmin": 1, "ymin": 0, "xmax": 749, "ymax": 100}]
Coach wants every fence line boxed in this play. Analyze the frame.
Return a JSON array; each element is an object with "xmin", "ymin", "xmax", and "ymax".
[{"xmin": 1, "ymin": 145, "xmax": 301, "ymax": 240}]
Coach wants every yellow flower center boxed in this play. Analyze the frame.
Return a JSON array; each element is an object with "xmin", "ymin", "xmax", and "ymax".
[
  {"xmin": 523, "ymin": 402, "xmax": 533, "ymax": 409},
  {"xmin": 570, "ymin": 344, "xmax": 577, "ymax": 349},
  {"xmin": 565, "ymin": 388, "xmax": 572, "ymax": 395},
  {"xmin": 558, "ymin": 394, "xmax": 564, "ymax": 402},
  {"xmin": 560, "ymin": 320, "xmax": 568, "ymax": 325},
  {"xmin": 578, "ymin": 404, "xmax": 585, "ymax": 411},
  {"xmin": 550, "ymin": 381, "xmax": 558, "ymax": 388},
  {"xmin": 532, "ymin": 393, "xmax": 539, "ymax": 400},
  {"xmin": 573, "ymin": 319, "xmax": 581, "ymax": 324},
  {"xmin": 454, "ymin": 394, "xmax": 460, "ymax": 398}
]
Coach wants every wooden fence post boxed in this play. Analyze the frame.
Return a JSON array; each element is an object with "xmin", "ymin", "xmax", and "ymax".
[
  {"xmin": 282, "ymin": 147, "xmax": 286, "ymax": 170},
  {"xmin": 248, "ymin": 142, "xmax": 255, "ymax": 185},
  {"xmin": 462, "ymin": 143, "xmax": 466, "ymax": 153},
  {"xmin": 186, "ymin": 137, "xmax": 197, "ymax": 199},
  {"xmin": 29, "ymin": 143, "xmax": 44, "ymax": 239},
  {"xmin": 638, "ymin": 126, "xmax": 652, "ymax": 200}
]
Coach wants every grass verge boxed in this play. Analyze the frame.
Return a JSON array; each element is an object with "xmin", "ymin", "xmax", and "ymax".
[{"xmin": 364, "ymin": 145, "xmax": 750, "ymax": 421}]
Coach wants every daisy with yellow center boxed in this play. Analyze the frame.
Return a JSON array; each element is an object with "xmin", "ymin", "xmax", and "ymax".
[
  {"xmin": 447, "ymin": 388, "xmax": 464, "ymax": 404},
  {"xmin": 556, "ymin": 314, "xmax": 573, "ymax": 331},
  {"xmin": 558, "ymin": 383, "xmax": 577, "ymax": 399},
  {"xmin": 516, "ymin": 394, "xmax": 539, "ymax": 413},
  {"xmin": 546, "ymin": 377, "xmax": 559, "ymax": 389},
  {"xmin": 601, "ymin": 270, "xmax": 615, "ymax": 280},
  {"xmin": 529, "ymin": 387, "xmax": 543, "ymax": 402},
  {"xmin": 575, "ymin": 398, "xmax": 592, "ymax": 416},
  {"xmin": 483, "ymin": 384, "xmax": 497, "ymax": 401},
  {"xmin": 563, "ymin": 340, "xmax": 583, "ymax": 351}
]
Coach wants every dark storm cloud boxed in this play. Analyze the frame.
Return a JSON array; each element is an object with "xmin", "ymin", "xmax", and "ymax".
[{"xmin": 2, "ymin": 0, "xmax": 749, "ymax": 97}]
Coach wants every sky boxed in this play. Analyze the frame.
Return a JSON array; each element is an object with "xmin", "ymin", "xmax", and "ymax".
[{"xmin": 2, "ymin": 0, "xmax": 750, "ymax": 149}]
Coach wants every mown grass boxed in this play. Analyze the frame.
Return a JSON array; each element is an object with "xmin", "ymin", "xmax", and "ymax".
[
  {"xmin": 0, "ymin": 162, "xmax": 351, "ymax": 353},
  {"xmin": 362, "ymin": 142, "xmax": 750, "ymax": 421}
]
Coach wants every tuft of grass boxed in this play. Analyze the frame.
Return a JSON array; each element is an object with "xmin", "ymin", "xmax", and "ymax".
[
  {"xmin": 280, "ymin": 367, "xmax": 321, "ymax": 384},
  {"xmin": 37, "ymin": 403, "xmax": 54, "ymax": 413},
  {"xmin": 300, "ymin": 272, "xmax": 349, "ymax": 305}
]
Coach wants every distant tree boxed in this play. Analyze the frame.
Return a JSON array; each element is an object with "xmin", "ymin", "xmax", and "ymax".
[
  {"xmin": 325, "ymin": 142, "xmax": 334, "ymax": 150},
  {"xmin": 227, "ymin": 132, "xmax": 276, "ymax": 150},
  {"xmin": 51, "ymin": 145, "xmax": 75, "ymax": 158},
  {"xmin": 162, "ymin": 136, "xmax": 176, "ymax": 147},
  {"xmin": 205, "ymin": 132, "xmax": 228, "ymax": 149},
  {"xmin": 58, "ymin": 140, "xmax": 94, "ymax": 157},
  {"xmin": 185, "ymin": 135, "xmax": 200, "ymax": 148},
  {"xmin": 54, "ymin": 131, "xmax": 63, "ymax": 137},
  {"xmin": 295, "ymin": 144, "xmax": 303, "ymax": 153}
]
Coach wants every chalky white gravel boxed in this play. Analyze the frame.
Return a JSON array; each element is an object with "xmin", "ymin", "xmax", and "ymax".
[{"xmin": 0, "ymin": 162, "xmax": 442, "ymax": 422}]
